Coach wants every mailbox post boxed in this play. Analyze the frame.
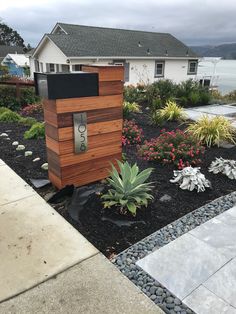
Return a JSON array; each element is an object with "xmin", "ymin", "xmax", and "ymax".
[{"xmin": 35, "ymin": 65, "xmax": 124, "ymax": 189}]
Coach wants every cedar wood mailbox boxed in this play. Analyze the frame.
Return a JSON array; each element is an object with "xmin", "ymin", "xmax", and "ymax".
[{"xmin": 35, "ymin": 65, "xmax": 124, "ymax": 189}]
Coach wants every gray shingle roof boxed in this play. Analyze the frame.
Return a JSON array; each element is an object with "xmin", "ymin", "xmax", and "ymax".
[
  {"xmin": 0, "ymin": 45, "xmax": 24, "ymax": 58},
  {"xmin": 46, "ymin": 23, "xmax": 197, "ymax": 58}
]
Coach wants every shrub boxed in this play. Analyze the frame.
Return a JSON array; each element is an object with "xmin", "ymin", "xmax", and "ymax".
[
  {"xmin": 122, "ymin": 120, "xmax": 143, "ymax": 145},
  {"xmin": 170, "ymin": 166, "xmax": 211, "ymax": 192},
  {"xmin": 224, "ymin": 90, "xmax": 236, "ymax": 102},
  {"xmin": 209, "ymin": 157, "xmax": 236, "ymax": 180},
  {"xmin": 0, "ymin": 107, "xmax": 11, "ymax": 115},
  {"xmin": 20, "ymin": 103, "xmax": 43, "ymax": 116},
  {"xmin": 150, "ymin": 98, "xmax": 163, "ymax": 112},
  {"xmin": 19, "ymin": 117, "xmax": 38, "ymax": 127},
  {"xmin": 24, "ymin": 122, "xmax": 45, "ymax": 139},
  {"xmin": 124, "ymin": 85, "xmax": 146, "ymax": 103},
  {"xmin": 0, "ymin": 110, "xmax": 21, "ymax": 122},
  {"xmin": 101, "ymin": 161, "xmax": 153, "ymax": 216},
  {"xmin": 0, "ymin": 85, "xmax": 41, "ymax": 111},
  {"xmin": 186, "ymin": 115, "xmax": 236, "ymax": 147},
  {"xmin": 139, "ymin": 129, "xmax": 205, "ymax": 169},
  {"xmin": 150, "ymin": 100, "xmax": 186, "ymax": 125},
  {"xmin": 123, "ymin": 101, "xmax": 141, "ymax": 119},
  {"xmin": 146, "ymin": 79, "xmax": 176, "ymax": 105}
]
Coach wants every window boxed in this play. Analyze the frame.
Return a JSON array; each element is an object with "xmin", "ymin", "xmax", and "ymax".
[
  {"xmin": 34, "ymin": 60, "xmax": 39, "ymax": 72},
  {"xmin": 188, "ymin": 60, "xmax": 198, "ymax": 75},
  {"xmin": 155, "ymin": 61, "xmax": 165, "ymax": 77},
  {"xmin": 61, "ymin": 64, "xmax": 70, "ymax": 72},
  {"xmin": 49, "ymin": 63, "xmax": 55, "ymax": 72},
  {"xmin": 40, "ymin": 62, "xmax": 43, "ymax": 72},
  {"xmin": 72, "ymin": 64, "xmax": 82, "ymax": 71}
]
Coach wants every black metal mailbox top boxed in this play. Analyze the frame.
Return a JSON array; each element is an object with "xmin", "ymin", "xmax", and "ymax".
[{"xmin": 34, "ymin": 72, "xmax": 99, "ymax": 100}]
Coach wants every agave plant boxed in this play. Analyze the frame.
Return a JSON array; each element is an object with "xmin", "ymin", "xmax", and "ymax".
[
  {"xmin": 209, "ymin": 157, "xmax": 236, "ymax": 180},
  {"xmin": 101, "ymin": 161, "xmax": 153, "ymax": 216},
  {"xmin": 170, "ymin": 166, "xmax": 211, "ymax": 192}
]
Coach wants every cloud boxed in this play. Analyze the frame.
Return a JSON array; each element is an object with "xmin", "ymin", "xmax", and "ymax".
[{"xmin": 1, "ymin": 0, "xmax": 236, "ymax": 47}]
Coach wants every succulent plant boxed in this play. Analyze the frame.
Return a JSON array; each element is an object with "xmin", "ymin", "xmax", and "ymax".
[
  {"xmin": 170, "ymin": 166, "xmax": 211, "ymax": 192},
  {"xmin": 209, "ymin": 157, "xmax": 236, "ymax": 180}
]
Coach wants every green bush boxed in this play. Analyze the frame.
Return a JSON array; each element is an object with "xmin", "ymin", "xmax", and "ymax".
[
  {"xmin": 146, "ymin": 79, "xmax": 176, "ymax": 105},
  {"xmin": 24, "ymin": 122, "xmax": 45, "ymax": 139},
  {"xmin": 0, "ymin": 85, "xmax": 41, "ymax": 111},
  {"xmin": 150, "ymin": 100, "xmax": 186, "ymax": 125},
  {"xmin": 101, "ymin": 161, "xmax": 153, "ymax": 216},
  {"xmin": 124, "ymin": 85, "xmax": 146, "ymax": 103},
  {"xmin": 0, "ymin": 107, "xmax": 11, "ymax": 115},
  {"xmin": 186, "ymin": 115, "xmax": 236, "ymax": 147},
  {"xmin": 0, "ymin": 110, "xmax": 21, "ymax": 122},
  {"xmin": 19, "ymin": 117, "xmax": 38, "ymax": 127},
  {"xmin": 123, "ymin": 101, "xmax": 141, "ymax": 119}
]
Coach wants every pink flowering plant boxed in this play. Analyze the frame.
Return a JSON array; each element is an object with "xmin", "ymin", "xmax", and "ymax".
[
  {"xmin": 139, "ymin": 129, "xmax": 205, "ymax": 169},
  {"xmin": 122, "ymin": 119, "xmax": 144, "ymax": 146},
  {"xmin": 20, "ymin": 103, "xmax": 43, "ymax": 116}
]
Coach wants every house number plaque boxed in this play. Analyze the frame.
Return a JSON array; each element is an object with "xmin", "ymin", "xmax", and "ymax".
[{"xmin": 73, "ymin": 112, "xmax": 87, "ymax": 153}]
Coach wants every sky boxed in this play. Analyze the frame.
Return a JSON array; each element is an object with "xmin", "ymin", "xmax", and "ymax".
[{"xmin": 0, "ymin": 0, "xmax": 236, "ymax": 47}]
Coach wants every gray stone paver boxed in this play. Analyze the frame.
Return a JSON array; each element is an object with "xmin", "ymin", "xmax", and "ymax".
[
  {"xmin": 204, "ymin": 258, "xmax": 236, "ymax": 308},
  {"xmin": 136, "ymin": 206, "xmax": 236, "ymax": 313},
  {"xmin": 136, "ymin": 233, "xmax": 228, "ymax": 300},
  {"xmin": 183, "ymin": 285, "xmax": 236, "ymax": 314},
  {"xmin": 189, "ymin": 216, "xmax": 236, "ymax": 259}
]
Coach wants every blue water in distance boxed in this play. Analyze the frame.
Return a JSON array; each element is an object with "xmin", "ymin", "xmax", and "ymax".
[{"xmin": 197, "ymin": 60, "xmax": 236, "ymax": 95}]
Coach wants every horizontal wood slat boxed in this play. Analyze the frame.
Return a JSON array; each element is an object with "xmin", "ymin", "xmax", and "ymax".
[
  {"xmin": 99, "ymin": 81, "xmax": 123, "ymax": 96},
  {"xmin": 82, "ymin": 65, "xmax": 124, "ymax": 82},
  {"xmin": 44, "ymin": 107, "xmax": 122, "ymax": 128},
  {"xmin": 46, "ymin": 131, "xmax": 122, "ymax": 155},
  {"xmin": 55, "ymin": 94, "xmax": 123, "ymax": 114},
  {"xmin": 58, "ymin": 119, "xmax": 123, "ymax": 142}
]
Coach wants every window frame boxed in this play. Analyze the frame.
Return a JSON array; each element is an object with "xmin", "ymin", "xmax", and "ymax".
[
  {"xmin": 188, "ymin": 60, "xmax": 198, "ymax": 75},
  {"xmin": 49, "ymin": 63, "xmax": 55, "ymax": 72},
  {"xmin": 154, "ymin": 60, "xmax": 165, "ymax": 78}
]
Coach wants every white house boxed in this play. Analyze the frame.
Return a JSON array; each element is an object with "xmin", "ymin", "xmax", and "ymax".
[
  {"xmin": 30, "ymin": 23, "xmax": 199, "ymax": 85},
  {"xmin": 1, "ymin": 53, "xmax": 29, "ymax": 77}
]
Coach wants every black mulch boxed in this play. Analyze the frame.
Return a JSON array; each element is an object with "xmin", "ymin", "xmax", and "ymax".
[{"xmin": 0, "ymin": 108, "xmax": 235, "ymax": 258}]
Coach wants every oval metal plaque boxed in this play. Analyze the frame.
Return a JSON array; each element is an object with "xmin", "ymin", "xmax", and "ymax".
[{"xmin": 73, "ymin": 112, "xmax": 87, "ymax": 153}]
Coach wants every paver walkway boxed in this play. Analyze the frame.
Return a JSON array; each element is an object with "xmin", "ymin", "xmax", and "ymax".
[
  {"xmin": 185, "ymin": 104, "xmax": 236, "ymax": 128},
  {"xmin": 137, "ymin": 206, "xmax": 236, "ymax": 314},
  {"xmin": 0, "ymin": 159, "xmax": 163, "ymax": 313}
]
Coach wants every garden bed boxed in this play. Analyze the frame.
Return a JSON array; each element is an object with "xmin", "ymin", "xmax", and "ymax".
[{"xmin": 0, "ymin": 107, "xmax": 236, "ymax": 258}]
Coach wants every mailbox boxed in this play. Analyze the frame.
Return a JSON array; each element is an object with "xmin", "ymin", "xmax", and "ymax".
[
  {"xmin": 40, "ymin": 65, "xmax": 124, "ymax": 189},
  {"xmin": 34, "ymin": 72, "xmax": 99, "ymax": 99}
]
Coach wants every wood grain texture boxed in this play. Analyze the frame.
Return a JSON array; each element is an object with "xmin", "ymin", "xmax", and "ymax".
[
  {"xmin": 44, "ymin": 107, "xmax": 122, "ymax": 128},
  {"xmin": 46, "ymin": 131, "xmax": 122, "ymax": 155},
  {"xmin": 82, "ymin": 65, "xmax": 124, "ymax": 82},
  {"xmin": 55, "ymin": 94, "xmax": 123, "ymax": 114},
  {"xmin": 99, "ymin": 81, "xmax": 123, "ymax": 96}
]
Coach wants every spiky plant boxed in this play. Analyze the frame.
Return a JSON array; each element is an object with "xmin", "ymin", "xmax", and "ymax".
[
  {"xmin": 151, "ymin": 100, "xmax": 186, "ymax": 125},
  {"xmin": 186, "ymin": 115, "xmax": 236, "ymax": 147},
  {"xmin": 101, "ymin": 161, "xmax": 153, "ymax": 216}
]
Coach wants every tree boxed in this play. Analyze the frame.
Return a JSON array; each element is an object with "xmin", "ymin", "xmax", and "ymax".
[{"xmin": 0, "ymin": 22, "xmax": 25, "ymax": 47}]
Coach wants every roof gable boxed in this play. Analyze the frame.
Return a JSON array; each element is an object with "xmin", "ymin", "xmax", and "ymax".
[{"xmin": 36, "ymin": 23, "xmax": 198, "ymax": 59}]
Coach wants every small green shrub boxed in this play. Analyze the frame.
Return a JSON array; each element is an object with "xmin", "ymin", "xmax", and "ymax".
[
  {"xmin": 101, "ymin": 161, "xmax": 153, "ymax": 216},
  {"xmin": 139, "ymin": 129, "xmax": 205, "ymax": 169},
  {"xmin": 122, "ymin": 120, "xmax": 143, "ymax": 145},
  {"xmin": 0, "ymin": 107, "xmax": 11, "ymax": 115},
  {"xmin": 150, "ymin": 100, "xmax": 186, "ymax": 125},
  {"xmin": 19, "ymin": 117, "xmax": 38, "ymax": 127},
  {"xmin": 124, "ymin": 85, "xmax": 146, "ymax": 103},
  {"xmin": 150, "ymin": 98, "xmax": 163, "ymax": 112},
  {"xmin": 123, "ymin": 101, "xmax": 141, "ymax": 119},
  {"xmin": 24, "ymin": 122, "xmax": 45, "ymax": 139},
  {"xmin": 186, "ymin": 115, "xmax": 236, "ymax": 147},
  {"xmin": 0, "ymin": 110, "xmax": 21, "ymax": 122},
  {"xmin": 146, "ymin": 80, "xmax": 176, "ymax": 105}
]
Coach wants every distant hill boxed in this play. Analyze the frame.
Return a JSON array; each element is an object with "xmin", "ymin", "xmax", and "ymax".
[{"xmin": 190, "ymin": 43, "xmax": 236, "ymax": 59}]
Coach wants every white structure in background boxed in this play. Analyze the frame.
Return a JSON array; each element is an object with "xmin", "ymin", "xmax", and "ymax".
[
  {"xmin": 29, "ymin": 23, "xmax": 199, "ymax": 85},
  {"xmin": 1, "ymin": 54, "xmax": 29, "ymax": 77},
  {"xmin": 197, "ymin": 57, "xmax": 222, "ymax": 90}
]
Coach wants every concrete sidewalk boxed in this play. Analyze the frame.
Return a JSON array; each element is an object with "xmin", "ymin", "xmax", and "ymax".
[{"xmin": 0, "ymin": 160, "xmax": 163, "ymax": 313}]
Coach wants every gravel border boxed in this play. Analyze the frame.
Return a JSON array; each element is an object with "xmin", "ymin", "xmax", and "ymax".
[{"xmin": 113, "ymin": 191, "xmax": 236, "ymax": 314}]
